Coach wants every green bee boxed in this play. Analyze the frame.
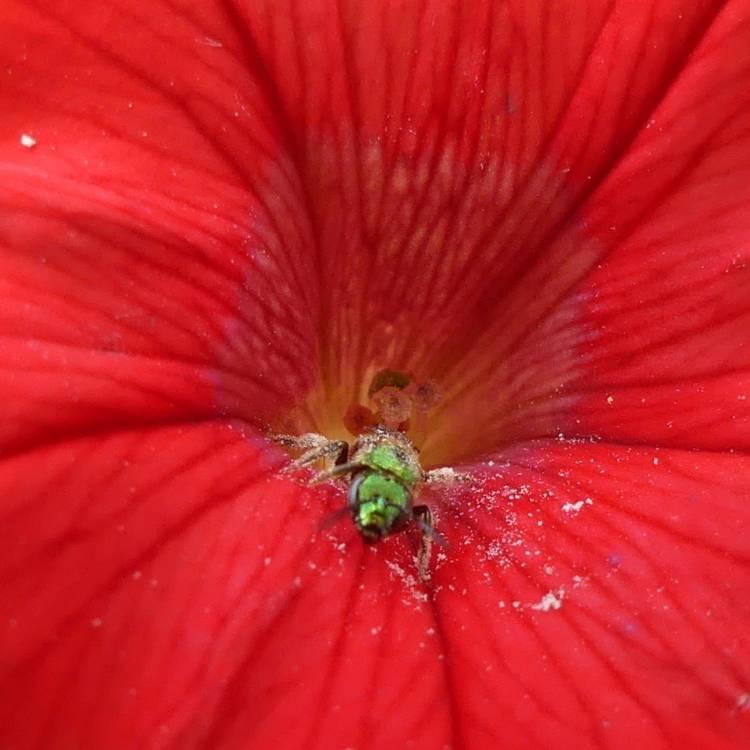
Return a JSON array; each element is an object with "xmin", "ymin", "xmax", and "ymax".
[{"xmin": 274, "ymin": 425, "xmax": 461, "ymax": 549}]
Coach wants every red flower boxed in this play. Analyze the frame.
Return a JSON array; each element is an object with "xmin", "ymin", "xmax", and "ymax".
[{"xmin": 2, "ymin": 1, "xmax": 750, "ymax": 748}]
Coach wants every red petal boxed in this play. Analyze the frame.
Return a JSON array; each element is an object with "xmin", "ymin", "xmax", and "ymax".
[
  {"xmin": 0, "ymin": 424, "xmax": 303, "ymax": 747},
  {"xmin": 566, "ymin": 2, "xmax": 750, "ymax": 451},
  {"xmin": 206, "ymin": 0, "xmax": 748, "ymax": 445},
  {"xmin": 430, "ymin": 442, "xmax": 750, "ymax": 748},
  {"xmin": 0, "ymin": 0, "xmax": 321, "ymax": 435},
  {"xmin": 5, "ymin": 433, "xmax": 747, "ymax": 748}
]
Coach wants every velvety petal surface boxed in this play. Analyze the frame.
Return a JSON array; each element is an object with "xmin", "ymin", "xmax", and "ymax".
[
  {"xmin": 0, "ymin": 0, "xmax": 323, "ymax": 446},
  {"xmin": 1, "ymin": 1, "xmax": 750, "ymax": 749}
]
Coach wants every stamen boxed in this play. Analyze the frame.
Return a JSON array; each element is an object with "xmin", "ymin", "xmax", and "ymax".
[
  {"xmin": 370, "ymin": 386, "xmax": 412, "ymax": 427},
  {"xmin": 406, "ymin": 379, "xmax": 442, "ymax": 411},
  {"xmin": 343, "ymin": 403, "xmax": 378, "ymax": 435}
]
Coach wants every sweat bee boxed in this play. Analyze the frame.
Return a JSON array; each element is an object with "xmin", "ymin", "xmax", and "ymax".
[
  {"xmin": 273, "ymin": 371, "xmax": 468, "ymax": 575},
  {"xmin": 273, "ymin": 424, "xmax": 465, "ymax": 575}
]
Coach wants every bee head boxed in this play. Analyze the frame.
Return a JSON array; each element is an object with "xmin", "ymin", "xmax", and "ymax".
[{"xmin": 350, "ymin": 472, "xmax": 411, "ymax": 541}]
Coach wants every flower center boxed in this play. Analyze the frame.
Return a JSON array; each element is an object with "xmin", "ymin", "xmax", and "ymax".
[{"xmin": 273, "ymin": 366, "xmax": 476, "ymax": 467}]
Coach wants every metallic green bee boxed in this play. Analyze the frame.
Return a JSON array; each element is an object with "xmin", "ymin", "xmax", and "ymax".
[{"xmin": 274, "ymin": 425, "xmax": 460, "ymax": 548}]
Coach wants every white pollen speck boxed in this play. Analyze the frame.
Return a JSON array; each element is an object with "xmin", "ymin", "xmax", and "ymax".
[
  {"xmin": 562, "ymin": 500, "xmax": 584, "ymax": 513},
  {"xmin": 427, "ymin": 467, "xmax": 465, "ymax": 482},
  {"xmin": 653, "ymin": 456, "xmax": 660, "ymax": 465},
  {"xmin": 737, "ymin": 692, "xmax": 750, "ymax": 710},
  {"xmin": 91, "ymin": 617, "xmax": 103, "ymax": 628},
  {"xmin": 531, "ymin": 590, "xmax": 564, "ymax": 612},
  {"xmin": 264, "ymin": 557, "xmax": 272, "ymax": 566},
  {"xmin": 370, "ymin": 626, "xmax": 381, "ymax": 636},
  {"xmin": 512, "ymin": 601, "xmax": 521, "ymax": 609},
  {"xmin": 606, "ymin": 395, "xmax": 614, "ymax": 405},
  {"xmin": 562, "ymin": 498, "xmax": 592, "ymax": 514},
  {"xmin": 20, "ymin": 133, "xmax": 37, "ymax": 148}
]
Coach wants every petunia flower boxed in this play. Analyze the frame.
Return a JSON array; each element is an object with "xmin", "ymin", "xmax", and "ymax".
[{"xmin": 1, "ymin": 1, "xmax": 750, "ymax": 748}]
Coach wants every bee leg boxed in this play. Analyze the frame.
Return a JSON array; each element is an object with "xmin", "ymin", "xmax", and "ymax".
[
  {"xmin": 412, "ymin": 506, "xmax": 447, "ymax": 546},
  {"xmin": 424, "ymin": 467, "xmax": 471, "ymax": 484},
  {"xmin": 290, "ymin": 441, "xmax": 349, "ymax": 472},
  {"xmin": 271, "ymin": 432, "xmax": 330, "ymax": 451},
  {"xmin": 271, "ymin": 433, "xmax": 349, "ymax": 473},
  {"xmin": 413, "ymin": 505, "xmax": 445, "ymax": 582}
]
